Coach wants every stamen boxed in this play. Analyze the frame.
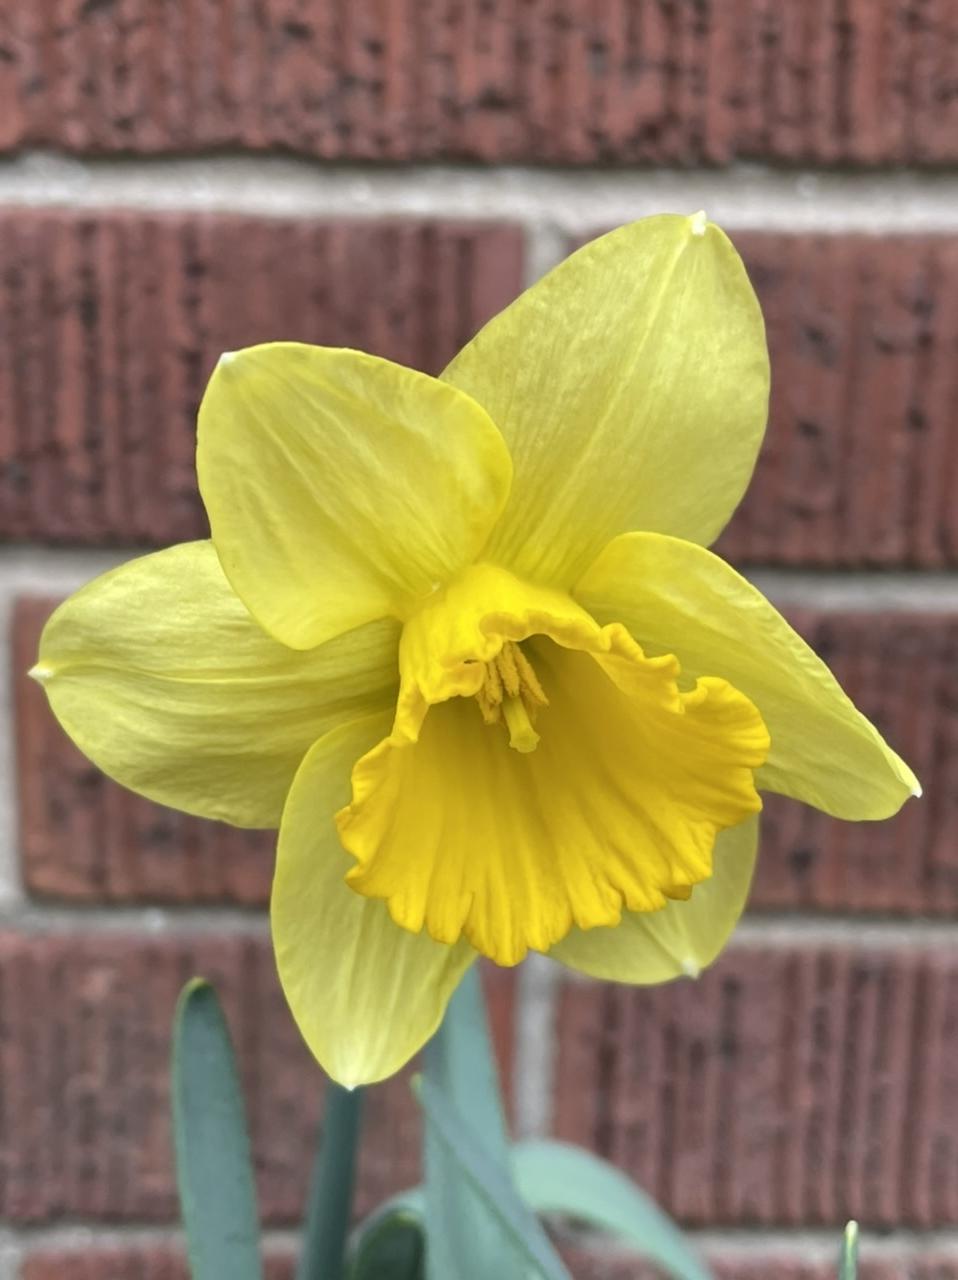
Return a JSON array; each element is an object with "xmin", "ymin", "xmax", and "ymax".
[{"xmin": 472, "ymin": 641, "xmax": 549, "ymax": 752}]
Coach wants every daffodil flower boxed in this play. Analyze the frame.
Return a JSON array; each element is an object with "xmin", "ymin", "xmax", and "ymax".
[{"xmin": 32, "ymin": 214, "xmax": 918, "ymax": 1086}]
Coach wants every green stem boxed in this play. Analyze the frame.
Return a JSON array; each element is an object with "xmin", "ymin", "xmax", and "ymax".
[{"xmin": 296, "ymin": 1081, "xmax": 364, "ymax": 1280}]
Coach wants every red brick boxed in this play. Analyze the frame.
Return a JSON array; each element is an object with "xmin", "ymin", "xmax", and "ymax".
[
  {"xmin": 13, "ymin": 597, "xmax": 276, "ymax": 906},
  {"xmin": 566, "ymin": 230, "xmax": 958, "ymax": 569},
  {"xmin": 7, "ymin": 221, "xmax": 957, "ymax": 565},
  {"xmin": 0, "ymin": 210, "xmax": 523, "ymax": 545},
  {"xmin": 0, "ymin": 931, "xmax": 515, "ymax": 1224},
  {"xmin": 751, "ymin": 610, "xmax": 958, "ymax": 914},
  {"xmin": 2, "ymin": 2, "xmax": 958, "ymax": 165},
  {"xmin": 718, "ymin": 233, "xmax": 958, "ymax": 568},
  {"xmin": 553, "ymin": 945, "xmax": 958, "ymax": 1228},
  {"xmin": 15, "ymin": 599, "xmax": 952, "ymax": 916},
  {"xmin": 21, "ymin": 1248, "xmax": 294, "ymax": 1280},
  {"xmin": 563, "ymin": 1245, "xmax": 958, "ymax": 1280},
  {"xmin": 8, "ymin": 221, "xmax": 958, "ymax": 567},
  {"xmin": 23, "ymin": 1241, "xmax": 958, "ymax": 1280}
]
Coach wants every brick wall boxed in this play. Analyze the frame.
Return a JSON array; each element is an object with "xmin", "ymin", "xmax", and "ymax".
[{"xmin": 2, "ymin": 3, "xmax": 958, "ymax": 1277}]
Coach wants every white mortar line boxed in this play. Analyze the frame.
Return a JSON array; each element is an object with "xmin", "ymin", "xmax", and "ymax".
[
  {"xmin": 0, "ymin": 903, "xmax": 272, "ymax": 932},
  {"xmin": 2, "ymin": 899, "xmax": 957, "ymax": 946},
  {"xmin": 572, "ymin": 1225, "xmax": 958, "ymax": 1260},
  {"xmin": 8, "ymin": 152, "xmax": 958, "ymax": 234},
  {"xmin": 733, "ymin": 915, "xmax": 958, "ymax": 948},
  {"xmin": 0, "ymin": 548, "xmax": 132, "ymax": 907},
  {"xmin": 3, "ymin": 1220, "xmax": 958, "ymax": 1261},
  {"xmin": 513, "ymin": 953, "xmax": 560, "ymax": 1139},
  {"xmin": 0, "ymin": 1224, "xmax": 302, "ymax": 1280},
  {"xmin": 748, "ymin": 569, "xmax": 958, "ymax": 611}
]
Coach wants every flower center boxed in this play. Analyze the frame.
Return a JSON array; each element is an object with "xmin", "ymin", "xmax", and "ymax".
[{"xmin": 471, "ymin": 640, "xmax": 549, "ymax": 753}]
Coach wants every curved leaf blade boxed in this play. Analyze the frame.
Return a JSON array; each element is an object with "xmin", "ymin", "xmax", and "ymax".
[
  {"xmin": 839, "ymin": 1222, "xmax": 859, "ymax": 1280},
  {"xmin": 513, "ymin": 1140, "xmax": 711, "ymax": 1280},
  {"xmin": 348, "ymin": 1198, "xmax": 426, "ymax": 1280},
  {"xmin": 416, "ymin": 1076, "xmax": 571, "ymax": 1280},
  {"xmin": 422, "ymin": 968, "xmax": 522, "ymax": 1280},
  {"xmin": 172, "ymin": 979, "xmax": 264, "ymax": 1280}
]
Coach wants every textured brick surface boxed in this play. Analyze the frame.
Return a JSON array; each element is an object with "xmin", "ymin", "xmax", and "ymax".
[
  {"xmin": 6, "ymin": 219, "xmax": 958, "ymax": 566},
  {"xmin": 2, "ymin": 2, "xmax": 957, "ymax": 165},
  {"xmin": 751, "ymin": 610, "xmax": 956, "ymax": 914},
  {"xmin": 15, "ymin": 598, "xmax": 949, "ymax": 915},
  {"xmin": 0, "ymin": 930, "xmax": 515, "ymax": 1224},
  {"xmin": 0, "ymin": 210, "xmax": 523, "ymax": 544},
  {"xmin": 554, "ymin": 946, "xmax": 958, "ymax": 1229},
  {"xmin": 14, "ymin": 598, "xmax": 276, "ymax": 905},
  {"xmin": 719, "ymin": 233, "xmax": 958, "ymax": 569},
  {"xmin": 565, "ymin": 1247, "xmax": 958, "ymax": 1280},
  {"xmin": 21, "ymin": 1250, "xmax": 294, "ymax": 1280},
  {"xmin": 569, "ymin": 230, "xmax": 958, "ymax": 569},
  {"xmin": 20, "ymin": 1243, "xmax": 958, "ymax": 1280}
]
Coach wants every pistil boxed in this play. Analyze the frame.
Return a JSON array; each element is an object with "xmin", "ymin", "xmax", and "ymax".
[{"xmin": 473, "ymin": 640, "xmax": 549, "ymax": 751}]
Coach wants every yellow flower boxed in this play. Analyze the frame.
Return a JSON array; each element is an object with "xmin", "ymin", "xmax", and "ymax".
[{"xmin": 31, "ymin": 214, "xmax": 918, "ymax": 1086}]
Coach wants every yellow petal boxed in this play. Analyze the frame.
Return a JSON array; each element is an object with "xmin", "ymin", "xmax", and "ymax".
[
  {"xmin": 272, "ymin": 713, "xmax": 475, "ymax": 1086},
  {"xmin": 33, "ymin": 542, "xmax": 400, "ymax": 827},
  {"xmin": 575, "ymin": 533, "xmax": 919, "ymax": 819},
  {"xmin": 197, "ymin": 342, "xmax": 512, "ymax": 650},
  {"xmin": 442, "ymin": 214, "xmax": 769, "ymax": 588},
  {"xmin": 337, "ymin": 565, "xmax": 768, "ymax": 966},
  {"xmin": 551, "ymin": 814, "xmax": 758, "ymax": 983}
]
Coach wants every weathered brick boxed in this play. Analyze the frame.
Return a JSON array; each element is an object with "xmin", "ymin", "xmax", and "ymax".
[
  {"xmin": 22, "ymin": 1242, "xmax": 958, "ymax": 1280},
  {"xmin": 15, "ymin": 599, "xmax": 950, "ymax": 916},
  {"xmin": 1, "ymin": 2, "xmax": 957, "ymax": 165},
  {"xmin": 554, "ymin": 945, "xmax": 958, "ymax": 1228},
  {"xmin": 569, "ymin": 230, "xmax": 958, "ymax": 569},
  {"xmin": 0, "ymin": 931, "xmax": 515, "ymax": 1224},
  {"xmin": 750, "ymin": 610, "xmax": 956, "ymax": 915},
  {"xmin": 7, "ymin": 220, "xmax": 958, "ymax": 566},
  {"xmin": 719, "ymin": 233, "xmax": 958, "ymax": 569},
  {"xmin": 21, "ymin": 1248, "xmax": 294, "ymax": 1280},
  {"xmin": 0, "ymin": 210, "xmax": 523, "ymax": 544},
  {"xmin": 564, "ymin": 1246, "xmax": 958, "ymax": 1280},
  {"xmin": 13, "ymin": 597, "xmax": 276, "ymax": 906}
]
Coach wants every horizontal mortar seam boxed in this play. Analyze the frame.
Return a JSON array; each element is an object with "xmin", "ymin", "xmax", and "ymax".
[
  {"xmin": 6, "ymin": 153, "xmax": 958, "ymax": 233},
  {"xmin": 0, "ymin": 904, "xmax": 957, "ymax": 942},
  {"xmin": 4, "ymin": 1221, "xmax": 958, "ymax": 1254}
]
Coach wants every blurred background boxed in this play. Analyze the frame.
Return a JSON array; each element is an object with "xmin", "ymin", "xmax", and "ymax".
[{"xmin": 1, "ymin": 2, "xmax": 958, "ymax": 1277}]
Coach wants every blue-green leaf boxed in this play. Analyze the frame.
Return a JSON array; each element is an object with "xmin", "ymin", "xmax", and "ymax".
[
  {"xmin": 347, "ymin": 1194, "xmax": 426, "ymax": 1280},
  {"xmin": 422, "ymin": 968, "xmax": 527, "ymax": 1280},
  {"xmin": 512, "ymin": 1140, "xmax": 711, "ymax": 1280},
  {"xmin": 839, "ymin": 1221, "xmax": 859, "ymax": 1280},
  {"xmin": 416, "ymin": 1075, "xmax": 572, "ymax": 1280},
  {"xmin": 171, "ymin": 979, "xmax": 263, "ymax": 1280},
  {"xmin": 426, "ymin": 966, "xmax": 511, "ymax": 1161},
  {"xmin": 297, "ymin": 1083, "xmax": 364, "ymax": 1280}
]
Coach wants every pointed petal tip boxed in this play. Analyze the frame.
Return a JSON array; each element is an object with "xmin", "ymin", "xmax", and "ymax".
[
  {"xmin": 28, "ymin": 663, "xmax": 52, "ymax": 684},
  {"xmin": 688, "ymin": 209, "xmax": 708, "ymax": 237},
  {"xmin": 680, "ymin": 957, "xmax": 702, "ymax": 978},
  {"xmin": 913, "ymin": 782, "xmax": 923, "ymax": 799}
]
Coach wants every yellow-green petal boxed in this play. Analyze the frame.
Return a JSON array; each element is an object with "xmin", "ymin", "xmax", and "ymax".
[
  {"xmin": 197, "ymin": 342, "xmax": 512, "ymax": 650},
  {"xmin": 575, "ymin": 532, "xmax": 919, "ymax": 819},
  {"xmin": 442, "ymin": 213, "xmax": 769, "ymax": 588},
  {"xmin": 272, "ymin": 714, "xmax": 476, "ymax": 1086},
  {"xmin": 33, "ymin": 542, "xmax": 400, "ymax": 828},
  {"xmin": 551, "ymin": 815, "xmax": 758, "ymax": 983}
]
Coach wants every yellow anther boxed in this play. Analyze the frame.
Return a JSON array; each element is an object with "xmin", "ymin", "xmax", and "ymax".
[
  {"xmin": 495, "ymin": 643, "xmax": 521, "ymax": 697},
  {"xmin": 472, "ymin": 641, "xmax": 548, "ymax": 752},
  {"xmin": 511, "ymin": 645, "xmax": 547, "ymax": 708}
]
